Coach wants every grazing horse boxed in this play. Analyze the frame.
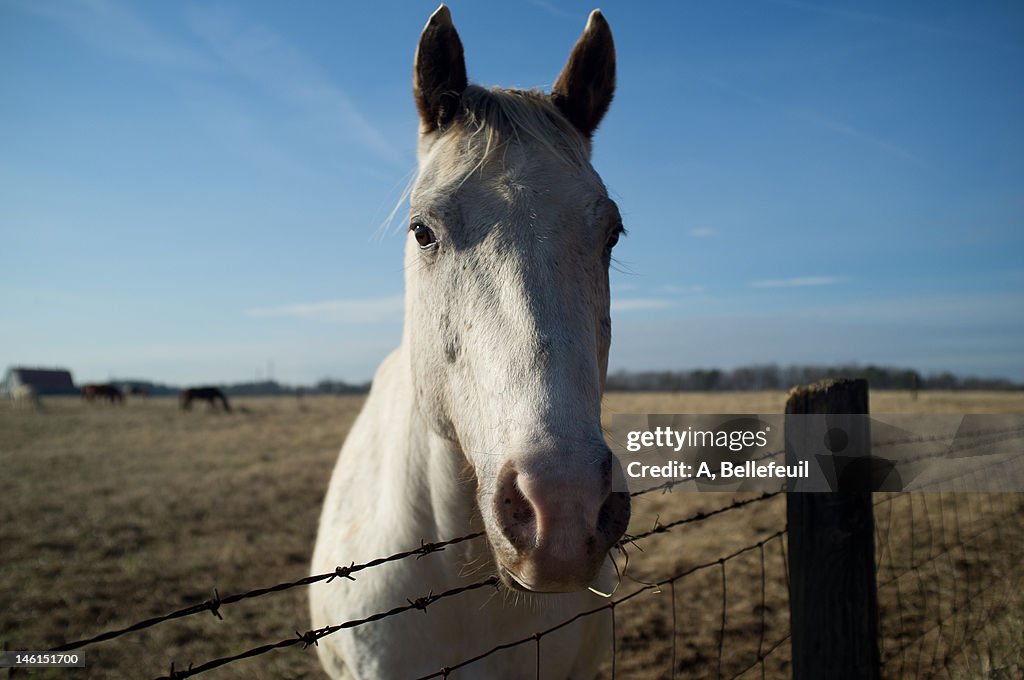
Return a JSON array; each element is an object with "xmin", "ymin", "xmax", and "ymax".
[
  {"xmin": 311, "ymin": 7, "xmax": 629, "ymax": 679},
  {"xmin": 81, "ymin": 383, "xmax": 124, "ymax": 404},
  {"xmin": 179, "ymin": 387, "xmax": 231, "ymax": 412}
]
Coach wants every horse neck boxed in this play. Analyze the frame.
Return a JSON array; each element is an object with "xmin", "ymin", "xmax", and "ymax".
[{"xmin": 374, "ymin": 346, "xmax": 481, "ymax": 545}]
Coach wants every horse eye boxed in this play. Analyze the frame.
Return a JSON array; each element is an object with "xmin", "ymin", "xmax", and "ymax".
[
  {"xmin": 411, "ymin": 223, "xmax": 437, "ymax": 249},
  {"xmin": 606, "ymin": 225, "xmax": 624, "ymax": 251}
]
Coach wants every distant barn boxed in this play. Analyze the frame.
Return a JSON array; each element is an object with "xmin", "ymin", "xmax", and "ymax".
[{"xmin": 1, "ymin": 367, "xmax": 77, "ymax": 397}]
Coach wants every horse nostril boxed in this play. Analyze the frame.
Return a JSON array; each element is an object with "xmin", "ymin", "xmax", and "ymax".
[
  {"xmin": 596, "ymin": 491, "xmax": 631, "ymax": 543},
  {"xmin": 506, "ymin": 492, "xmax": 534, "ymax": 523},
  {"xmin": 496, "ymin": 466, "xmax": 537, "ymax": 550}
]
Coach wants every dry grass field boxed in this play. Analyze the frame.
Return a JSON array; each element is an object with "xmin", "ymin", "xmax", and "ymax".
[{"xmin": 2, "ymin": 391, "xmax": 1022, "ymax": 679}]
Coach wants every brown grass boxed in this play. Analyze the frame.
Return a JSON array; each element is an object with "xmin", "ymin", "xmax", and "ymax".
[{"xmin": 1, "ymin": 391, "xmax": 1022, "ymax": 679}]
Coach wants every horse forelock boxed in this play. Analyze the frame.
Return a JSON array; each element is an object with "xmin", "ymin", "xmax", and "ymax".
[{"xmin": 421, "ymin": 85, "xmax": 591, "ymax": 175}]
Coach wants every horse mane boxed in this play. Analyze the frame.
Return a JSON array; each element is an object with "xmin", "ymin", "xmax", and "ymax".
[{"xmin": 450, "ymin": 85, "xmax": 591, "ymax": 168}]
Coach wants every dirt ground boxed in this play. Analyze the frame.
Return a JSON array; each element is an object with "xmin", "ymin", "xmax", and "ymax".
[{"xmin": 1, "ymin": 391, "xmax": 1022, "ymax": 679}]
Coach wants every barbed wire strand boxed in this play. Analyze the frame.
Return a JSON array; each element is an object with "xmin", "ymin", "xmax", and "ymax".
[
  {"xmin": 621, "ymin": 490, "xmax": 781, "ymax": 546},
  {"xmin": 51, "ymin": 531, "xmax": 485, "ymax": 652},
  {"xmin": 155, "ymin": 577, "xmax": 501, "ymax": 680}
]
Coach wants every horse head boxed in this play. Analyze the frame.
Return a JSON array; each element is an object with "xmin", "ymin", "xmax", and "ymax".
[{"xmin": 405, "ymin": 6, "xmax": 629, "ymax": 593}]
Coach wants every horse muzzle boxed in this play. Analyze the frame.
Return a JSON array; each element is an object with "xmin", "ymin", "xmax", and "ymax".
[{"xmin": 490, "ymin": 453, "xmax": 631, "ymax": 593}]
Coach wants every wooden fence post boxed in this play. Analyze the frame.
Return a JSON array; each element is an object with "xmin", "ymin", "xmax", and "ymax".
[{"xmin": 786, "ymin": 379, "xmax": 880, "ymax": 680}]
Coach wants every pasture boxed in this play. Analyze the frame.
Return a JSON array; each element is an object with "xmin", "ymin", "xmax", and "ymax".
[{"xmin": 2, "ymin": 391, "xmax": 1023, "ymax": 679}]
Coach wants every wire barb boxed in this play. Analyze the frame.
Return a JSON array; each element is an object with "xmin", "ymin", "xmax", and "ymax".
[
  {"xmin": 327, "ymin": 563, "xmax": 356, "ymax": 583},
  {"xmin": 296, "ymin": 630, "xmax": 319, "ymax": 650},
  {"xmin": 205, "ymin": 589, "xmax": 222, "ymax": 621},
  {"xmin": 408, "ymin": 592, "xmax": 436, "ymax": 612}
]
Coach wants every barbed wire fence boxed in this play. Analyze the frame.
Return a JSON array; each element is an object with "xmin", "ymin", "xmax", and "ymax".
[
  {"xmin": 30, "ymin": 384, "xmax": 1024, "ymax": 679},
  {"xmin": 44, "ymin": 484, "xmax": 789, "ymax": 679}
]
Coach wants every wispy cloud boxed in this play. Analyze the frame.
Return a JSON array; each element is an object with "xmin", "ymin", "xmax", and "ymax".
[
  {"xmin": 525, "ymin": 0, "xmax": 580, "ymax": 22},
  {"xmin": 178, "ymin": 82, "xmax": 321, "ymax": 179},
  {"xmin": 245, "ymin": 296, "xmax": 404, "ymax": 324},
  {"xmin": 791, "ymin": 109, "xmax": 916, "ymax": 161},
  {"xmin": 751, "ymin": 276, "xmax": 847, "ymax": 289},
  {"xmin": 689, "ymin": 227, "xmax": 716, "ymax": 238},
  {"xmin": 612, "ymin": 298, "xmax": 674, "ymax": 312},
  {"xmin": 184, "ymin": 6, "xmax": 408, "ymax": 168},
  {"xmin": 12, "ymin": 0, "xmax": 214, "ymax": 70},
  {"xmin": 698, "ymin": 74, "xmax": 918, "ymax": 163},
  {"xmin": 17, "ymin": 0, "xmax": 410, "ymax": 169},
  {"xmin": 655, "ymin": 284, "xmax": 705, "ymax": 295},
  {"xmin": 792, "ymin": 291, "xmax": 1024, "ymax": 325}
]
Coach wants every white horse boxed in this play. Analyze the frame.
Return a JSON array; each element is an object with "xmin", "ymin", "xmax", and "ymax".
[{"xmin": 311, "ymin": 6, "xmax": 629, "ymax": 678}]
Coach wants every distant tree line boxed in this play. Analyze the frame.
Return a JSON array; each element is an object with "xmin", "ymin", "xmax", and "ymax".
[
  {"xmin": 108, "ymin": 365, "xmax": 1019, "ymax": 397},
  {"xmin": 113, "ymin": 378, "xmax": 371, "ymax": 397},
  {"xmin": 605, "ymin": 364, "xmax": 1022, "ymax": 392}
]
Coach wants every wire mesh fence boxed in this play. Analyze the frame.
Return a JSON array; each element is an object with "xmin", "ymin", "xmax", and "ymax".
[{"xmin": 872, "ymin": 428, "xmax": 1024, "ymax": 679}]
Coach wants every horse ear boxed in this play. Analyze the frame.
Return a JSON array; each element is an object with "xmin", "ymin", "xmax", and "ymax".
[
  {"xmin": 414, "ymin": 5, "xmax": 468, "ymax": 134},
  {"xmin": 551, "ymin": 10, "xmax": 616, "ymax": 138}
]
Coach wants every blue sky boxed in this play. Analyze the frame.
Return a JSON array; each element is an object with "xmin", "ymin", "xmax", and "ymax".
[{"xmin": 2, "ymin": 0, "xmax": 1022, "ymax": 385}]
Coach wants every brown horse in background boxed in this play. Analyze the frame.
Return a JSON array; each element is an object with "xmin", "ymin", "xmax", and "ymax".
[
  {"xmin": 179, "ymin": 387, "xmax": 231, "ymax": 412},
  {"xmin": 81, "ymin": 383, "xmax": 124, "ymax": 404}
]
